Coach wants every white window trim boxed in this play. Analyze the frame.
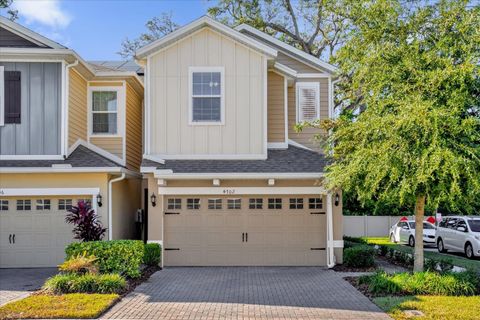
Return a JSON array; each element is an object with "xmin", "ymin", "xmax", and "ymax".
[
  {"xmin": 295, "ymin": 82, "xmax": 320, "ymax": 123},
  {"xmin": 0, "ymin": 66, "xmax": 4, "ymax": 126},
  {"xmin": 87, "ymin": 86, "xmax": 125, "ymax": 137},
  {"xmin": 188, "ymin": 66, "xmax": 225, "ymax": 126}
]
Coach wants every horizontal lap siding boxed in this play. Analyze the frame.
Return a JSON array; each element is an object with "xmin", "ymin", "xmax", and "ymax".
[
  {"xmin": 68, "ymin": 69, "xmax": 88, "ymax": 146},
  {"xmin": 149, "ymin": 27, "xmax": 265, "ymax": 156},
  {"xmin": 90, "ymin": 137, "xmax": 123, "ymax": 159},
  {"xmin": 126, "ymin": 83, "xmax": 143, "ymax": 170},
  {"xmin": 288, "ymin": 78, "xmax": 328, "ymax": 151},
  {"xmin": 267, "ymin": 72, "xmax": 285, "ymax": 143}
]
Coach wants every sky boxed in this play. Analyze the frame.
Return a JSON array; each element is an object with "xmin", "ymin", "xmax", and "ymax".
[{"xmin": 1, "ymin": 0, "xmax": 211, "ymax": 61}]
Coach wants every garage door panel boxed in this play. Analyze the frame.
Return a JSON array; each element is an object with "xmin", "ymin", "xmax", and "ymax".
[{"xmin": 163, "ymin": 195, "xmax": 327, "ymax": 267}]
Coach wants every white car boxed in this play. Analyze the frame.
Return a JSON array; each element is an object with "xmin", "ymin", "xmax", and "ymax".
[
  {"xmin": 435, "ymin": 216, "xmax": 480, "ymax": 259},
  {"xmin": 389, "ymin": 220, "xmax": 436, "ymax": 247}
]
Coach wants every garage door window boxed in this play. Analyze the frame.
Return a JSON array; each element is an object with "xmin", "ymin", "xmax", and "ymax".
[
  {"xmin": 0, "ymin": 200, "xmax": 8, "ymax": 211},
  {"xmin": 309, "ymin": 198, "xmax": 323, "ymax": 209},
  {"xmin": 227, "ymin": 198, "xmax": 241, "ymax": 210},
  {"xmin": 268, "ymin": 198, "xmax": 282, "ymax": 209},
  {"xmin": 187, "ymin": 198, "xmax": 200, "ymax": 210},
  {"xmin": 167, "ymin": 198, "xmax": 181, "ymax": 210},
  {"xmin": 17, "ymin": 200, "xmax": 31, "ymax": 210},
  {"xmin": 289, "ymin": 198, "xmax": 304, "ymax": 209},
  {"xmin": 249, "ymin": 198, "xmax": 263, "ymax": 209},
  {"xmin": 58, "ymin": 199, "xmax": 73, "ymax": 210},
  {"xmin": 36, "ymin": 199, "xmax": 51, "ymax": 210},
  {"xmin": 208, "ymin": 198, "xmax": 222, "ymax": 210}
]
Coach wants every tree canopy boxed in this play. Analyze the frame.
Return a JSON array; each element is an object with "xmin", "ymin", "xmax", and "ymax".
[{"xmin": 320, "ymin": 0, "xmax": 479, "ymax": 270}]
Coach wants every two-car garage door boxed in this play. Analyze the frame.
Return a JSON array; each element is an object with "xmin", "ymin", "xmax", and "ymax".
[
  {"xmin": 0, "ymin": 196, "xmax": 88, "ymax": 268},
  {"xmin": 163, "ymin": 195, "xmax": 326, "ymax": 266}
]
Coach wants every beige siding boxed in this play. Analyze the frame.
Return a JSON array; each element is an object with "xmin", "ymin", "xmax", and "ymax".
[
  {"xmin": 89, "ymin": 81, "xmax": 124, "ymax": 87},
  {"xmin": 68, "ymin": 69, "xmax": 88, "ymax": 146},
  {"xmin": 149, "ymin": 27, "xmax": 266, "ymax": 157},
  {"xmin": 111, "ymin": 178, "xmax": 141, "ymax": 239},
  {"xmin": 125, "ymin": 83, "xmax": 143, "ymax": 170},
  {"xmin": 267, "ymin": 72, "xmax": 285, "ymax": 143},
  {"xmin": 288, "ymin": 78, "xmax": 329, "ymax": 150},
  {"xmin": 90, "ymin": 137, "xmax": 123, "ymax": 159}
]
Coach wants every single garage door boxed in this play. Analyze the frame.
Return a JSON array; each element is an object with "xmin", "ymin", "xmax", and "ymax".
[
  {"xmin": 164, "ymin": 195, "xmax": 326, "ymax": 266},
  {"xmin": 0, "ymin": 196, "xmax": 90, "ymax": 268}
]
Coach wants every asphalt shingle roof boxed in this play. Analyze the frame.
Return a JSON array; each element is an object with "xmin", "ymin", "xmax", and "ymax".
[
  {"xmin": 0, "ymin": 145, "xmax": 121, "ymax": 168},
  {"xmin": 141, "ymin": 146, "xmax": 328, "ymax": 173}
]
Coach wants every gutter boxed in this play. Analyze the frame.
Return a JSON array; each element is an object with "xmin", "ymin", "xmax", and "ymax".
[
  {"xmin": 149, "ymin": 171, "xmax": 325, "ymax": 180},
  {"xmin": 108, "ymin": 173, "xmax": 126, "ymax": 240}
]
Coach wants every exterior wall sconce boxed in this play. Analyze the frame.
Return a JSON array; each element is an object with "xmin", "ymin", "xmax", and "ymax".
[
  {"xmin": 96, "ymin": 194, "xmax": 103, "ymax": 207},
  {"xmin": 151, "ymin": 193, "xmax": 157, "ymax": 207},
  {"xmin": 334, "ymin": 193, "xmax": 340, "ymax": 207}
]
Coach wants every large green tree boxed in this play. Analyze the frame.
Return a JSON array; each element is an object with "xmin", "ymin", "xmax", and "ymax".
[{"xmin": 322, "ymin": 0, "xmax": 479, "ymax": 271}]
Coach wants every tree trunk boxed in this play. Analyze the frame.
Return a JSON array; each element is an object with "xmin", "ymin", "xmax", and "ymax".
[{"xmin": 413, "ymin": 195, "xmax": 426, "ymax": 272}]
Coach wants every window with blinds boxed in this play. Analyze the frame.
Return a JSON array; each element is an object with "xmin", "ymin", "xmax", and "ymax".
[
  {"xmin": 189, "ymin": 67, "xmax": 224, "ymax": 125},
  {"xmin": 296, "ymin": 82, "xmax": 320, "ymax": 122}
]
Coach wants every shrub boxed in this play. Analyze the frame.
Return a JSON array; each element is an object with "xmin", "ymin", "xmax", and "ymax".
[
  {"xmin": 344, "ymin": 245, "xmax": 375, "ymax": 268},
  {"xmin": 58, "ymin": 254, "xmax": 98, "ymax": 275},
  {"xmin": 65, "ymin": 201, "xmax": 106, "ymax": 241},
  {"xmin": 144, "ymin": 243, "xmax": 161, "ymax": 266},
  {"xmin": 359, "ymin": 271, "xmax": 478, "ymax": 296},
  {"xmin": 66, "ymin": 240, "xmax": 144, "ymax": 278},
  {"xmin": 343, "ymin": 236, "xmax": 368, "ymax": 244},
  {"xmin": 44, "ymin": 273, "xmax": 126, "ymax": 294}
]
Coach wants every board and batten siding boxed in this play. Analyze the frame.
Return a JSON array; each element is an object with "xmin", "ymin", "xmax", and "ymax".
[
  {"xmin": 125, "ymin": 83, "xmax": 143, "ymax": 170},
  {"xmin": 68, "ymin": 68, "xmax": 88, "ymax": 146},
  {"xmin": 288, "ymin": 78, "xmax": 329, "ymax": 151},
  {"xmin": 267, "ymin": 71, "xmax": 285, "ymax": 143},
  {"xmin": 148, "ymin": 27, "xmax": 265, "ymax": 157},
  {"xmin": 90, "ymin": 137, "xmax": 123, "ymax": 159},
  {"xmin": 0, "ymin": 62, "xmax": 62, "ymax": 155}
]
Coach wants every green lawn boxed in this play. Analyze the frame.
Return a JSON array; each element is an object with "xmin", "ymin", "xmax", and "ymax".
[
  {"xmin": 0, "ymin": 294, "xmax": 118, "ymax": 319},
  {"xmin": 374, "ymin": 295, "xmax": 480, "ymax": 320},
  {"xmin": 364, "ymin": 237, "xmax": 480, "ymax": 272}
]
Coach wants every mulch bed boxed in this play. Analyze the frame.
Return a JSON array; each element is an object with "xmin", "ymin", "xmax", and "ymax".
[
  {"xmin": 122, "ymin": 265, "xmax": 160, "ymax": 297},
  {"xmin": 332, "ymin": 264, "xmax": 377, "ymax": 272}
]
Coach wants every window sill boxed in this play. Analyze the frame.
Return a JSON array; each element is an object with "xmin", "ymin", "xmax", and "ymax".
[{"xmin": 188, "ymin": 121, "xmax": 225, "ymax": 126}]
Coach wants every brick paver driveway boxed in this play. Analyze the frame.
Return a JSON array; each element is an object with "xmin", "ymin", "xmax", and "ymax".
[
  {"xmin": 0, "ymin": 268, "xmax": 57, "ymax": 306},
  {"xmin": 102, "ymin": 267, "xmax": 391, "ymax": 320}
]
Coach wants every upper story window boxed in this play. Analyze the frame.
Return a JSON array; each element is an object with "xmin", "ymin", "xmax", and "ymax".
[
  {"xmin": 296, "ymin": 82, "xmax": 320, "ymax": 123},
  {"xmin": 189, "ymin": 67, "xmax": 225, "ymax": 125},
  {"xmin": 91, "ymin": 90, "xmax": 118, "ymax": 134}
]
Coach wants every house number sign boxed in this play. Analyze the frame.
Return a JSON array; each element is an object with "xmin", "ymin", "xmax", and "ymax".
[{"xmin": 222, "ymin": 189, "xmax": 235, "ymax": 195}]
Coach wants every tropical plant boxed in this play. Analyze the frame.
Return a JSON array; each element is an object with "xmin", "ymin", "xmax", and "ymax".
[
  {"xmin": 65, "ymin": 201, "xmax": 106, "ymax": 242},
  {"xmin": 44, "ymin": 273, "xmax": 126, "ymax": 294},
  {"xmin": 58, "ymin": 254, "xmax": 99, "ymax": 275}
]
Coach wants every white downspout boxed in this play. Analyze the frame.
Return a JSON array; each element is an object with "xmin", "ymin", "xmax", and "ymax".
[
  {"xmin": 64, "ymin": 60, "xmax": 79, "ymax": 157},
  {"xmin": 326, "ymin": 192, "xmax": 335, "ymax": 268},
  {"xmin": 108, "ymin": 173, "xmax": 126, "ymax": 240}
]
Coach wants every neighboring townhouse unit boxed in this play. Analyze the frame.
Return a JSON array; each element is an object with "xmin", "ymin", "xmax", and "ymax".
[
  {"xmin": 139, "ymin": 17, "xmax": 343, "ymax": 267},
  {"xmin": 0, "ymin": 17, "xmax": 144, "ymax": 268}
]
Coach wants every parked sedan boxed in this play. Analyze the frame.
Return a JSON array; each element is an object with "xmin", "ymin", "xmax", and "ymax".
[
  {"xmin": 436, "ymin": 216, "xmax": 480, "ymax": 259},
  {"xmin": 389, "ymin": 220, "xmax": 436, "ymax": 247}
]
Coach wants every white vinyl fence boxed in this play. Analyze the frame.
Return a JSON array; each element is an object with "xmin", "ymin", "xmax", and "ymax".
[{"xmin": 343, "ymin": 215, "xmax": 415, "ymax": 237}]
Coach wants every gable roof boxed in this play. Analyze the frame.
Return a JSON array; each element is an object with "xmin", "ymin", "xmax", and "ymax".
[
  {"xmin": 0, "ymin": 16, "xmax": 66, "ymax": 49},
  {"xmin": 235, "ymin": 24, "xmax": 338, "ymax": 74},
  {"xmin": 135, "ymin": 16, "xmax": 277, "ymax": 59},
  {"xmin": 88, "ymin": 60, "xmax": 144, "ymax": 75}
]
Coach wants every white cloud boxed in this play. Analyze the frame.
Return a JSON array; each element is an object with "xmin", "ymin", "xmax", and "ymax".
[{"xmin": 13, "ymin": 0, "xmax": 72, "ymax": 28}]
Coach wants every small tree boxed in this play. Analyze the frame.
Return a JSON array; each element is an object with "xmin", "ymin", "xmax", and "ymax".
[{"xmin": 65, "ymin": 201, "xmax": 106, "ymax": 242}]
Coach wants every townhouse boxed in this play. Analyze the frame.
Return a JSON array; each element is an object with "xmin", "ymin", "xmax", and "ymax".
[
  {"xmin": 138, "ymin": 17, "xmax": 343, "ymax": 267},
  {"xmin": 0, "ymin": 17, "xmax": 143, "ymax": 267}
]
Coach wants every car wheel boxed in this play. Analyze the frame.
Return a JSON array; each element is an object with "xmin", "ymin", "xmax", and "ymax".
[
  {"xmin": 465, "ymin": 243, "xmax": 475, "ymax": 259},
  {"xmin": 438, "ymin": 238, "xmax": 447, "ymax": 253},
  {"xmin": 390, "ymin": 233, "xmax": 397, "ymax": 243},
  {"xmin": 409, "ymin": 236, "xmax": 415, "ymax": 247}
]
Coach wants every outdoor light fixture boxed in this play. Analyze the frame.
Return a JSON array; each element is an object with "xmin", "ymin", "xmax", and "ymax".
[
  {"xmin": 334, "ymin": 193, "xmax": 340, "ymax": 207},
  {"xmin": 96, "ymin": 194, "xmax": 103, "ymax": 207},
  {"xmin": 151, "ymin": 193, "xmax": 157, "ymax": 207}
]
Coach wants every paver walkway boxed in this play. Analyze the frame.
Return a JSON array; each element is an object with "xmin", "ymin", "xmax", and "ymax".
[
  {"xmin": 0, "ymin": 268, "xmax": 56, "ymax": 306},
  {"xmin": 102, "ymin": 267, "xmax": 391, "ymax": 320}
]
